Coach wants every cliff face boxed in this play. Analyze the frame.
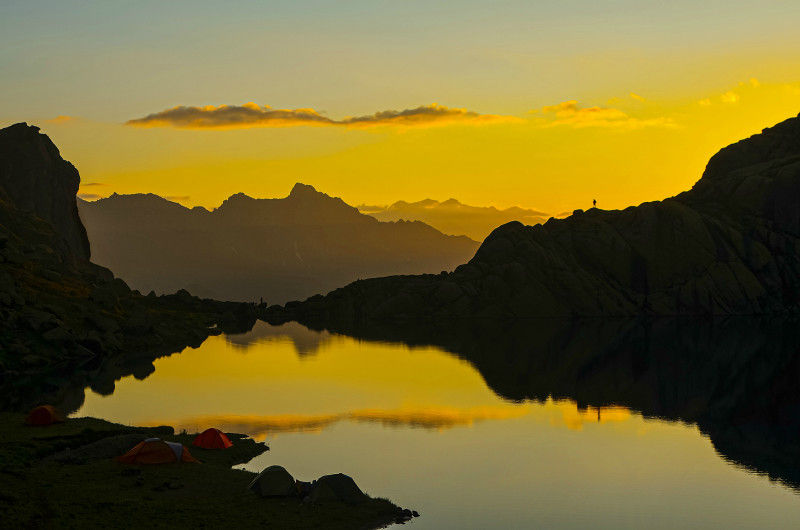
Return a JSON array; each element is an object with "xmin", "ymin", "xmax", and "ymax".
[
  {"xmin": 270, "ymin": 113, "xmax": 800, "ymax": 322},
  {"xmin": 0, "ymin": 123, "xmax": 255, "ymax": 405},
  {"xmin": 0, "ymin": 123, "xmax": 90, "ymax": 261}
]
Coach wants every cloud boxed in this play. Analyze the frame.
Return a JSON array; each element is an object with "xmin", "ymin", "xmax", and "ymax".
[
  {"xmin": 629, "ymin": 92, "xmax": 646, "ymax": 102},
  {"xmin": 720, "ymin": 91, "xmax": 740, "ymax": 104},
  {"xmin": 534, "ymin": 100, "xmax": 675, "ymax": 129},
  {"xmin": 78, "ymin": 193, "xmax": 102, "ymax": 200},
  {"xmin": 165, "ymin": 195, "xmax": 190, "ymax": 202},
  {"xmin": 46, "ymin": 115, "xmax": 75, "ymax": 124},
  {"xmin": 698, "ymin": 79, "xmax": 763, "ymax": 106},
  {"xmin": 126, "ymin": 102, "xmax": 519, "ymax": 130},
  {"xmin": 80, "ymin": 182, "xmax": 105, "ymax": 187}
]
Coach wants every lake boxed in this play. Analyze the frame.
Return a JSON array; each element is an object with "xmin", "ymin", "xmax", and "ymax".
[{"xmin": 75, "ymin": 320, "xmax": 800, "ymax": 529}]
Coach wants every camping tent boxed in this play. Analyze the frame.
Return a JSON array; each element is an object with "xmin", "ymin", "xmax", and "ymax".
[
  {"xmin": 248, "ymin": 465, "xmax": 297, "ymax": 497},
  {"xmin": 25, "ymin": 405, "xmax": 63, "ymax": 426},
  {"xmin": 193, "ymin": 428, "xmax": 233, "ymax": 449},
  {"xmin": 308, "ymin": 473, "xmax": 366, "ymax": 504},
  {"xmin": 116, "ymin": 438, "xmax": 199, "ymax": 464}
]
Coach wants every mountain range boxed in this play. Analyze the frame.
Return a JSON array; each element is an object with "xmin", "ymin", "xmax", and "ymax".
[
  {"xmin": 267, "ymin": 112, "xmax": 800, "ymax": 323},
  {"xmin": 77, "ymin": 184, "xmax": 478, "ymax": 303},
  {"xmin": 359, "ymin": 198, "xmax": 548, "ymax": 241}
]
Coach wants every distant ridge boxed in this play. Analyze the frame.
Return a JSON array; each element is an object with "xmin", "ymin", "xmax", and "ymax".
[
  {"xmin": 359, "ymin": 197, "xmax": 548, "ymax": 240},
  {"xmin": 78, "ymin": 183, "xmax": 479, "ymax": 303},
  {"xmin": 268, "ymin": 112, "xmax": 800, "ymax": 322}
]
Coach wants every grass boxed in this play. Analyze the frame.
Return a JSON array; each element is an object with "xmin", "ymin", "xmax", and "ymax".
[{"xmin": 0, "ymin": 413, "xmax": 409, "ymax": 529}]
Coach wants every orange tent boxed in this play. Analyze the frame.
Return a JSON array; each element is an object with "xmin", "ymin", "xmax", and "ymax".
[
  {"xmin": 193, "ymin": 428, "xmax": 233, "ymax": 449},
  {"xmin": 116, "ymin": 438, "xmax": 199, "ymax": 464},
  {"xmin": 25, "ymin": 405, "xmax": 63, "ymax": 426}
]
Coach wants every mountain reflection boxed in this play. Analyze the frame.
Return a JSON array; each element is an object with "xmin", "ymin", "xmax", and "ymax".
[
  {"xmin": 292, "ymin": 316, "xmax": 800, "ymax": 491},
  {"xmin": 7, "ymin": 316, "xmax": 800, "ymax": 491},
  {"xmin": 224, "ymin": 321, "xmax": 335, "ymax": 355}
]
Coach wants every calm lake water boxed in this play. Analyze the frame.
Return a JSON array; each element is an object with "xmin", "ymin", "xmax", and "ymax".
[{"xmin": 75, "ymin": 321, "xmax": 800, "ymax": 529}]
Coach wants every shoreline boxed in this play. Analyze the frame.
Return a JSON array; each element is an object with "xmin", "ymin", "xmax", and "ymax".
[{"xmin": 0, "ymin": 412, "xmax": 415, "ymax": 528}]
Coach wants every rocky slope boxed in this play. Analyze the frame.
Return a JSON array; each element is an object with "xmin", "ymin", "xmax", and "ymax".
[
  {"xmin": 268, "ymin": 113, "xmax": 800, "ymax": 322},
  {"xmin": 0, "ymin": 123, "xmax": 256, "ymax": 407},
  {"xmin": 78, "ymin": 184, "xmax": 478, "ymax": 303}
]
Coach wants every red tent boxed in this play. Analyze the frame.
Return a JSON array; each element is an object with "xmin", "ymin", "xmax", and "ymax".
[
  {"xmin": 25, "ymin": 405, "xmax": 63, "ymax": 426},
  {"xmin": 192, "ymin": 428, "xmax": 233, "ymax": 449},
  {"xmin": 117, "ymin": 438, "xmax": 199, "ymax": 464}
]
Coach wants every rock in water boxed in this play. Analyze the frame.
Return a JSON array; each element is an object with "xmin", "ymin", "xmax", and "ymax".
[{"xmin": 248, "ymin": 465, "xmax": 297, "ymax": 497}]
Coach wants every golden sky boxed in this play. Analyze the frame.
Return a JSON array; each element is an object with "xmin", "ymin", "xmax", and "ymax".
[{"xmin": 2, "ymin": 2, "xmax": 800, "ymax": 217}]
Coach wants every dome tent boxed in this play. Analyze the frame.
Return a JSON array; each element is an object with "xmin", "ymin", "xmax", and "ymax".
[
  {"xmin": 25, "ymin": 405, "xmax": 63, "ymax": 426},
  {"xmin": 116, "ymin": 438, "xmax": 199, "ymax": 464},
  {"xmin": 193, "ymin": 428, "xmax": 233, "ymax": 449},
  {"xmin": 308, "ymin": 473, "xmax": 367, "ymax": 505},
  {"xmin": 248, "ymin": 465, "xmax": 297, "ymax": 497}
]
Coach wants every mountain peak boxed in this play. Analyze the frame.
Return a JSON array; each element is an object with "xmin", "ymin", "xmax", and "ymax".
[
  {"xmin": 701, "ymin": 112, "xmax": 800, "ymax": 182},
  {"xmin": 289, "ymin": 182, "xmax": 319, "ymax": 198}
]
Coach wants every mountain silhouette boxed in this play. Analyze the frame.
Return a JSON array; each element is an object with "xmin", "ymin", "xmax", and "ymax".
[
  {"xmin": 359, "ymin": 197, "xmax": 548, "ymax": 240},
  {"xmin": 78, "ymin": 184, "xmax": 478, "ymax": 303},
  {"xmin": 267, "ymin": 112, "xmax": 800, "ymax": 322}
]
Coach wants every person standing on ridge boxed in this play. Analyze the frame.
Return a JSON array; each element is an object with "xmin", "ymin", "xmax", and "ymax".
[{"xmin": 593, "ymin": 199, "xmax": 597, "ymax": 208}]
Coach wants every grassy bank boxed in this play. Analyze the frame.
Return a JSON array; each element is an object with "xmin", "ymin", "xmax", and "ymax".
[{"xmin": 0, "ymin": 413, "xmax": 411, "ymax": 529}]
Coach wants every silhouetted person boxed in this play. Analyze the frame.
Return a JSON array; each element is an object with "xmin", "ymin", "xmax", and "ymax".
[{"xmin": 593, "ymin": 199, "xmax": 597, "ymax": 208}]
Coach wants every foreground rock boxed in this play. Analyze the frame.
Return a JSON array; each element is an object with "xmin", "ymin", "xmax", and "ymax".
[
  {"xmin": 0, "ymin": 413, "xmax": 411, "ymax": 529},
  {"xmin": 0, "ymin": 123, "xmax": 257, "ymax": 410},
  {"xmin": 266, "ymin": 113, "xmax": 800, "ymax": 322}
]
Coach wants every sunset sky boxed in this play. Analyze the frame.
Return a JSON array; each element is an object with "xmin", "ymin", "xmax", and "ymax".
[{"xmin": 2, "ymin": 1, "xmax": 800, "ymax": 216}]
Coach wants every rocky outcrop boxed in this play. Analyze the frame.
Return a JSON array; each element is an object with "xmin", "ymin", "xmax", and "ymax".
[
  {"xmin": 268, "ymin": 113, "xmax": 800, "ymax": 322},
  {"xmin": 0, "ymin": 123, "xmax": 90, "ymax": 260},
  {"xmin": 0, "ymin": 123, "xmax": 257, "ymax": 405}
]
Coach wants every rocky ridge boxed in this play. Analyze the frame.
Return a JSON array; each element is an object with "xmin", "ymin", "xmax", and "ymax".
[{"xmin": 267, "ymin": 112, "xmax": 800, "ymax": 323}]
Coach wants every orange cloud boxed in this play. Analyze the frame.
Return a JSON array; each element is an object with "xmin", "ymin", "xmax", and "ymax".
[
  {"xmin": 46, "ymin": 115, "xmax": 75, "ymax": 124},
  {"xmin": 126, "ymin": 102, "xmax": 519, "ymax": 130},
  {"xmin": 535, "ymin": 100, "xmax": 675, "ymax": 129}
]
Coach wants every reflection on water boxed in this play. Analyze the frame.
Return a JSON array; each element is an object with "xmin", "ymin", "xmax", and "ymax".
[{"xmin": 69, "ymin": 319, "xmax": 800, "ymax": 529}]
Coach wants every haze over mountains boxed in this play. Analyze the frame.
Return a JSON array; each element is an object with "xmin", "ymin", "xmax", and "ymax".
[
  {"xmin": 77, "ymin": 184, "xmax": 478, "ymax": 304},
  {"xmin": 359, "ymin": 199, "xmax": 548, "ymax": 241}
]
